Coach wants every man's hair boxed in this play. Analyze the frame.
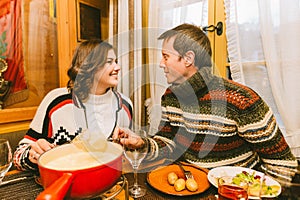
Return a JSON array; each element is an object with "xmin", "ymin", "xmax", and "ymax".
[
  {"xmin": 158, "ymin": 23, "xmax": 212, "ymax": 69},
  {"xmin": 67, "ymin": 39, "xmax": 113, "ymax": 101}
]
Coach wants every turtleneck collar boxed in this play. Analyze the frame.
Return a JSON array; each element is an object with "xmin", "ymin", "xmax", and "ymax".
[
  {"xmin": 169, "ymin": 67, "xmax": 213, "ymax": 98},
  {"xmin": 85, "ymin": 89, "xmax": 114, "ymax": 105}
]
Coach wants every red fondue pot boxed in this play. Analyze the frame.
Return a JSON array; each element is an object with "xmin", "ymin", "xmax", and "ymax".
[{"xmin": 36, "ymin": 142, "xmax": 123, "ymax": 200}]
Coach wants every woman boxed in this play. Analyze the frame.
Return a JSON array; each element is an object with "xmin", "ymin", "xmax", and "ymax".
[{"xmin": 13, "ymin": 39, "xmax": 133, "ymax": 171}]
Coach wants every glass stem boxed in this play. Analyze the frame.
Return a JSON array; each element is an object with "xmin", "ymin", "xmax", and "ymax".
[{"xmin": 133, "ymin": 167, "xmax": 139, "ymax": 188}]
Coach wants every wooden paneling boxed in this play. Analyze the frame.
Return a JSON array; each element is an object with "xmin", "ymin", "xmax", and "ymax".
[
  {"xmin": 214, "ymin": 1, "xmax": 227, "ymax": 77},
  {"xmin": 1, "ymin": 0, "xmax": 110, "ymax": 133},
  {"xmin": 0, "ymin": 107, "xmax": 36, "ymax": 125},
  {"xmin": 57, "ymin": 0, "xmax": 110, "ymax": 87},
  {"xmin": 0, "ymin": 0, "xmax": 58, "ymax": 131},
  {"xmin": 56, "ymin": 0, "xmax": 76, "ymax": 87},
  {"xmin": 207, "ymin": 0, "xmax": 228, "ymax": 78}
]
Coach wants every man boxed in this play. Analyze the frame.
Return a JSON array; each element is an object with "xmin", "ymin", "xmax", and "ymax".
[{"xmin": 118, "ymin": 23, "xmax": 298, "ymax": 181}]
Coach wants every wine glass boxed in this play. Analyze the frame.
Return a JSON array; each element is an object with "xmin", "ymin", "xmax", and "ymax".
[
  {"xmin": 218, "ymin": 176, "xmax": 249, "ymax": 199},
  {"xmin": 0, "ymin": 139, "xmax": 12, "ymax": 184},
  {"xmin": 123, "ymin": 129, "xmax": 148, "ymax": 198}
]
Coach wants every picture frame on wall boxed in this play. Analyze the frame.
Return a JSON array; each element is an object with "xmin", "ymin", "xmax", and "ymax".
[{"xmin": 76, "ymin": 0, "xmax": 101, "ymax": 41}]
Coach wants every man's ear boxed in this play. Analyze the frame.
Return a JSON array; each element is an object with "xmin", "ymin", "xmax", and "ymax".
[{"xmin": 184, "ymin": 51, "xmax": 195, "ymax": 67}]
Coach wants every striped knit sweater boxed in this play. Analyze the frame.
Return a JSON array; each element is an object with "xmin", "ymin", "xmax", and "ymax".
[
  {"xmin": 13, "ymin": 88, "xmax": 133, "ymax": 171},
  {"xmin": 147, "ymin": 67, "xmax": 298, "ymax": 181}
]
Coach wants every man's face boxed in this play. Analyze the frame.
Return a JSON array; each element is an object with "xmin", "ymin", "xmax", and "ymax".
[{"xmin": 160, "ymin": 36, "xmax": 188, "ymax": 84}]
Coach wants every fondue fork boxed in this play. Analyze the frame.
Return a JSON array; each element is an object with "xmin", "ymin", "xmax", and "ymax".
[
  {"xmin": 0, "ymin": 176, "xmax": 34, "ymax": 187},
  {"xmin": 177, "ymin": 161, "xmax": 194, "ymax": 180}
]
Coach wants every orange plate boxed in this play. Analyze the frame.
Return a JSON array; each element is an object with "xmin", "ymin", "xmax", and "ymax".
[{"xmin": 147, "ymin": 162, "xmax": 210, "ymax": 196}]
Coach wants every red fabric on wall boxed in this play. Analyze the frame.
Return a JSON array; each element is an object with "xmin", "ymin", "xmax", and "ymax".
[
  {"xmin": 0, "ymin": 0, "xmax": 27, "ymax": 94},
  {"xmin": 0, "ymin": 0, "xmax": 11, "ymax": 17}
]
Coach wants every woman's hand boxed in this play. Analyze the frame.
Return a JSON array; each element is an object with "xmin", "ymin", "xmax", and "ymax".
[{"xmin": 29, "ymin": 139, "xmax": 55, "ymax": 164}]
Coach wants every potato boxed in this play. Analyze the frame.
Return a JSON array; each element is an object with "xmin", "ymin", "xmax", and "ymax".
[
  {"xmin": 186, "ymin": 178, "xmax": 198, "ymax": 192},
  {"xmin": 167, "ymin": 172, "xmax": 178, "ymax": 185},
  {"xmin": 174, "ymin": 178, "xmax": 186, "ymax": 191}
]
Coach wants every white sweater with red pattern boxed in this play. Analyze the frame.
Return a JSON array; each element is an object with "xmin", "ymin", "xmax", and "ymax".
[{"xmin": 13, "ymin": 88, "xmax": 132, "ymax": 171}]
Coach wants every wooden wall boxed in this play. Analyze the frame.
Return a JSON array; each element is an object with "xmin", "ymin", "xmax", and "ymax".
[
  {"xmin": 57, "ymin": 0, "xmax": 110, "ymax": 86},
  {"xmin": 0, "ymin": 0, "xmax": 110, "ymax": 136},
  {"xmin": 0, "ymin": 0, "xmax": 59, "ymax": 134},
  {"xmin": 8, "ymin": 0, "xmax": 59, "ymax": 109}
]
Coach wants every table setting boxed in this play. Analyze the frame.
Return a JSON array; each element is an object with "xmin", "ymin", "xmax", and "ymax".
[
  {"xmin": 2, "ymin": 161, "xmax": 298, "ymax": 200},
  {"xmin": 0, "ymin": 135, "xmax": 300, "ymax": 199}
]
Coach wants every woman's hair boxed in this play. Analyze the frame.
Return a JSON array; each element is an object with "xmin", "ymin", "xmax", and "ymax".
[
  {"xmin": 67, "ymin": 39, "xmax": 113, "ymax": 101},
  {"xmin": 158, "ymin": 23, "xmax": 212, "ymax": 69}
]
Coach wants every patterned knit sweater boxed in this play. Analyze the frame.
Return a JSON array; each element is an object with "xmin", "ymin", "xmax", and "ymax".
[
  {"xmin": 13, "ymin": 88, "xmax": 132, "ymax": 171},
  {"xmin": 147, "ymin": 67, "xmax": 298, "ymax": 180}
]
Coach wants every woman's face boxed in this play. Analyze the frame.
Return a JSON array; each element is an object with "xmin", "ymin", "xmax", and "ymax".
[{"xmin": 91, "ymin": 49, "xmax": 120, "ymax": 95}]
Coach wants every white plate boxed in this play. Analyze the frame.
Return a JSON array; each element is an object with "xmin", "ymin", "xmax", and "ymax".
[{"xmin": 207, "ymin": 166, "xmax": 281, "ymax": 199}]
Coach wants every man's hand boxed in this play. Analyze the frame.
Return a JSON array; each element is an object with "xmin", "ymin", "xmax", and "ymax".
[{"xmin": 113, "ymin": 127, "xmax": 145, "ymax": 149}]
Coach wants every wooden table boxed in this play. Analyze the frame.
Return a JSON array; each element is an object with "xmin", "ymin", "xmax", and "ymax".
[{"xmin": 1, "ymin": 163, "xmax": 299, "ymax": 199}]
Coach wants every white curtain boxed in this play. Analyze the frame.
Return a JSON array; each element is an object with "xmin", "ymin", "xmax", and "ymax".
[
  {"xmin": 225, "ymin": 0, "xmax": 300, "ymax": 157},
  {"xmin": 147, "ymin": 0, "xmax": 208, "ymax": 134},
  {"xmin": 109, "ymin": 0, "xmax": 143, "ymax": 127}
]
